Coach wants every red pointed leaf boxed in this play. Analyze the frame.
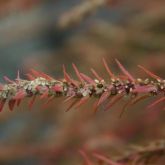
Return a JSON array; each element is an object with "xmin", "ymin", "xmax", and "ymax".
[
  {"xmin": 28, "ymin": 95, "xmax": 36, "ymax": 109},
  {"xmin": 13, "ymin": 91, "xmax": 26, "ymax": 100},
  {"xmin": 147, "ymin": 97, "xmax": 165, "ymax": 109},
  {"xmin": 115, "ymin": 59, "xmax": 135, "ymax": 82},
  {"xmin": 80, "ymin": 73, "xmax": 95, "ymax": 84},
  {"xmin": 79, "ymin": 150, "xmax": 94, "ymax": 165},
  {"xmin": 72, "ymin": 63, "xmax": 84, "ymax": 83},
  {"xmin": 74, "ymin": 97, "xmax": 89, "ymax": 109},
  {"xmin": 91, "ymin": 68, "xmax": 102, "ymax": 81},
  {"xmin": 52, "ymin": 84, "xmax": 63, "ymax": 92},
  {"xmin": 133, "ymin": 85, "xmax": 157, "ymax": 93},
  {"xmin": 40, "ymin": 91, "xmax": 49, "ymax": 99},
  {"xmin": 102, "ymin": 58, "xmax": 115, "ymax": 78},
  {"xmin": 0, "ymin": 84, "xmax": 4, "ymax": 90},
  {"xmin": 105, "ymin": 94, "xmax": 124, "ymax": 111},
  {"xmin": 42, "ymin": 96, "xmax": 54, "ymax": 110},
  {"xmin": 130, "ymin": 94, "xmax": 150, "ymax": 106},
  {"xmin": 3, "ymin": 76, "xmax": 15, "ymax": 84},
  {"xmin": 93, "ymin": 153, "xmax": 121, "ymax": 165},
  {"xmin": 25, "ymin": 73, "xmax": 35, "ymax": 80},
  {"xmin": 97, "ymin": 91, "xmax": 110, "ymax": 107},
  {"xmin": 138, "ymin": 65, "xmax": 162, "ymax": 80},
  {"xmin": 65, "ymin": 99, "xmax": 78, "ymax": 112},
  {"xmin": 0, "ymin": 99, "xmax": 6, "ymax": 112},
  {"xmin": 63, "ymin": 95, "xmax": 75, "ymax": 103},
  {"xmin": 63, "ymin": 65, "xmax": 78, "ymax": 87},
  {"xmin": 38, "ymin": 71, "xmax": 53, "ymax": 80},
  {"xmin": 16, "ymin": 99, "xmax": 22, "ymax": 107},
  {"xmin": 8, "ymin": 99, "xmax": 16, "ymax": 111},
  {"xmin": 30, "ymin": 69, "xmax": 42, "ymax": 78}
]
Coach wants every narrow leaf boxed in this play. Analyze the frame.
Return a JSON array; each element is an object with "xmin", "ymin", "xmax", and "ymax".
[
  {"xmin": 63, "ymin": 65, "xmax": 78, "ymax": 87},
  {"xmin": 138, "ymin": 65, "xmax": 162, "ymax": 80},
  {"xmin": 97, "ymin": 91, "xmax": 110, "ymax": 107},
  {"xmin": 93, "ymin": 153, "xmax": 121, "ymax": 165},
  {"xmin": 91, "ymin": 68, "xmax": 102, "ymax": 81},
  {"xmin": 79, "ymin": 150, "xmax": 94, "ymax": 165},
  {"xmin": 3, "ymin": 76, "xmax": 15, "ymax": 84},
  {"xmin": 28, "ymin": 95, "xmax": 36, "ymax": 109},
  {"xmin": 115, "ymin": 59, "xmax": 135, "ymax": 82},
  {"xmin": 105, "ymin": 94, "xmax": 124, "ymax": 111},
  {"xmin": 74, "ymin": 97, "xmax": 89, "ymax": 109},
  {"xmin": 102, "ymin": 58, "xmax": 114, "ymax": 78},
  {"xmin": 65, "ymin": 99, "xmax": 78, "ymax": 112},
  {"xmin": 80, "ymin": 73, "xmax": 95, "ymax": 84},
  {"xmin": 8, "ymin": 99, "xmax": 16, "ymax": 111},
  {"xmin": 0, "ymin": 99, "xmax": 6, "ymax": 112},
  {"xmin": 72, "ymin": 63, "xmax": 84, "ymax": 83},
  {"xmin": 147, "ymin": 97, "xmax": 165, "ymax": 109}
]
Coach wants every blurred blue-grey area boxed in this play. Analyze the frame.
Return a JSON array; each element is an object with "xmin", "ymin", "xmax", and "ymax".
[
  {"xmin": 0, "ymin": 0, "xmax": 164, "ymax": 164},
  {"xmin": 0, "ymin": 0, "xmax": 124, "ymax": 79}
]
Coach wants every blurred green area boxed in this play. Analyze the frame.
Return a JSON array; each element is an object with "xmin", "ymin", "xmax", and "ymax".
[{"xmin": 0, "ymin": 0, "xmax": 164, "ymax": 164}]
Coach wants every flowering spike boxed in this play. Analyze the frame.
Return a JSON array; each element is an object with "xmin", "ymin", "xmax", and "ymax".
[
  {"xmin": 138, "ymin": 65, "xmax": 162, "ymax": 80},
  {"xmin": 115, "ymin": 59, "xmax": 135, "ymax": 82},
  {"xmin": 91, "ymin": 68, "xmax": 102, "ymax": 81},
  {"xmin": 102, "ymin": 58, "xmax": 115, "ymax": 78},
  {"xmin": 0, "ymin": 60, "xmax": 164, "ymax": 113}
]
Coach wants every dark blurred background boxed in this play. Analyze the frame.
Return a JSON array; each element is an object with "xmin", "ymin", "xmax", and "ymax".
[{"xmin": 0, "ymin": 0, "xmax": 164, "ymax": 164}]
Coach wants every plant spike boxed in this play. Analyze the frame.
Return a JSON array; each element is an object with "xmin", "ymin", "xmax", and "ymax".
[{"xmin": 0, "ymin": 59, "xmax": 164, "ymax": 113}]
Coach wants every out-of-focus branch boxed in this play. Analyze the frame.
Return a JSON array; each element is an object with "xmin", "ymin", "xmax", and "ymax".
[
  {"xmin": 117, "ymin": 140, "xmax": 165, "ymax": 165},
  {"xmin": 58, "ymin": 0, "xmax": 108, "ymax": 29}
]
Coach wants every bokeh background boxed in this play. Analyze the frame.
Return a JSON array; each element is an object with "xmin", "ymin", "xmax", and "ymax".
[{"xmin": 0, "ymin": 0, "xmax": 164, "ymax": 164}]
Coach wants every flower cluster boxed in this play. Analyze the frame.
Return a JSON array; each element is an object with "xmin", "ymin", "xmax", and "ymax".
[{"xmin": 0, "ymin": 59, "xmax": 164, "ymax": 113}]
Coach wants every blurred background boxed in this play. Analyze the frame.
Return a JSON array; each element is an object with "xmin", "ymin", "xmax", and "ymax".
[{"xmin": 0, "ymin": 0, "xmax": 164, "ymax": 164}]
